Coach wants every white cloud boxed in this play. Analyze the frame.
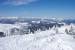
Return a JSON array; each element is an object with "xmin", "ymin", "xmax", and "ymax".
[{"xmin": 3, "ymin": 0, "xmax": 38, "ymax": 5}]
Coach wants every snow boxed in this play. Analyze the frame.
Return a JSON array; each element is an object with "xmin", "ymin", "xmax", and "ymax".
[
  {"xmin": 0, "ymin": 23, "xmax": 31, "ymax": 36},
  {"xmin": 32, "ymin": 21, "xmax": 40, "ymax": 24},
  {"xmin": 0, "ymin": 24, "xmax": 75, "ymax": 50},
  {"xmin": 0, "ymin": 24, "xmax": 21, "ymax": 35}
]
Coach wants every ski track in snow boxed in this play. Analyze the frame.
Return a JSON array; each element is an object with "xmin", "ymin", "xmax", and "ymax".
[{"xmin": 0, "ymin": 25, "xmax": 75, "ymax": 50}]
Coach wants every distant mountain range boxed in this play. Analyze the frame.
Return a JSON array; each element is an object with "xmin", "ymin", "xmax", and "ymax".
[{"xmin": 0, "ymin": 17, "xmax": 74, "ymax": 24}]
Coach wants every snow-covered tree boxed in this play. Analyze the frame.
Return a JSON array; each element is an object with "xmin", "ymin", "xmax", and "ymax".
[{"xmin": 65, "ymin": 28, "xmax": 69, "ymax": 34}]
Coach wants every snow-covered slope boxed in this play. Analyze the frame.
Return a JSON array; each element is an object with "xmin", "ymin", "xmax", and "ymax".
[
  {"xmin": 0, "ymin": 23, "xmax": 30, "ymax": 36},
  {"xmin": 0, "ymin": 24, "xmax": 19, "ymax": 35},
  {"xmin": 0, "ymin": 25, "xmax": 75, "ymax": 50}
]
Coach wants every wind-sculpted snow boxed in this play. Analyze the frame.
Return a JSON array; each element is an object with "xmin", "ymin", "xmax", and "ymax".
[{"xmin": 0, "ymin": 26, "xmax": 75, "ymax": 50}]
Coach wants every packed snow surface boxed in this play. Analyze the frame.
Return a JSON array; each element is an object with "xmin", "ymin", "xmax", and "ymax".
[{"xmin": 0, "ymin": 25, "xmax": 75, "ymax": 50}]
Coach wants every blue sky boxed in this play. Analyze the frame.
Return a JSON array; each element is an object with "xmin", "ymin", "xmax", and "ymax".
[{"xmin": 0, "ymin": 0, "xmax": 75, "ymax": 18}]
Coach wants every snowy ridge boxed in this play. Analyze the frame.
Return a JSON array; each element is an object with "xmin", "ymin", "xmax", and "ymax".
[{"xmin": 0, "ymin": 24, "xmax": 75, "ymax": 50}]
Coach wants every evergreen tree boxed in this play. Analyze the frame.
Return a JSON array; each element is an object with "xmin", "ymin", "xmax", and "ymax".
[{"xmin": 65, "ymin": 28, "xmax": 69, "ymax": 34}]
